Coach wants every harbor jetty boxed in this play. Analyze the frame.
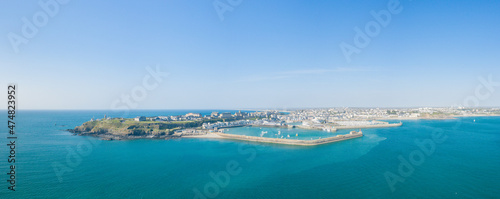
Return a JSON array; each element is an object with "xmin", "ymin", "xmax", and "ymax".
[
  {"xmin": 209, "ymin": 130, "xmax": 363, "ymax": 146},
  {"xmin": 334, "ymin": 122, "xmax": 402, "ymax": 130}
]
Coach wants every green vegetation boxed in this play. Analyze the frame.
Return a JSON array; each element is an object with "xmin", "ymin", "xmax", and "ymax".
[{"xmin": 71, "ymin": 117, "xmax": 246, "ymax": 136}]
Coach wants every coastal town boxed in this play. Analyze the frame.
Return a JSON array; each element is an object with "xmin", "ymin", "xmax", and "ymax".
[
  {"xmin": 133, "ymin": 107, "xmax": 500, "ymax": 125},
  {"xmin": 70, "ymin": 107, "xmax": 500, "ymax": 146}
]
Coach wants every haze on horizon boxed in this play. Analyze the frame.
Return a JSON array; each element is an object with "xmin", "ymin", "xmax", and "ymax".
[{"xmin": 1, "ymin": 0, "xmax": 499, "ymax": 110}]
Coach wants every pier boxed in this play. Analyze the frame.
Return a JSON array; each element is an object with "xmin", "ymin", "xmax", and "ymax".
[
  {"xmin": 334, "ymin": 122, "xmax": 402, "ymax": 130},
  {"xmin": 212, "ymin": 131, "xmax": 363, "ymax": 146}
]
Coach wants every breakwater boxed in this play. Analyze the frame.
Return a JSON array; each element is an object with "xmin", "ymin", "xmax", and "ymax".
[
  {"xmin": 214, "ymin": 131, "xmax": 363, "ymax": 146},
  {"xmin": 335, "ymin": 122, "xmax": 402, "ymax": 130}
]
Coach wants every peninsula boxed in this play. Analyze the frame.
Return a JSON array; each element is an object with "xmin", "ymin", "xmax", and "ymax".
[{"xmin": 68, "ymin": 107, "xmax": 500, "ymax": 146}]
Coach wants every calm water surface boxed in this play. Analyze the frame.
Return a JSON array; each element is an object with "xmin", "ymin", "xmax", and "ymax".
[{"xmin": 1, "ymin": 110, "xmax": 499, "ymax": 198}]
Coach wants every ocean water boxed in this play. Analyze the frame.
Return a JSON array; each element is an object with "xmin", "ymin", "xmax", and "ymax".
[{"xmin": 1, "ymin": 111, "xmax": 499, "ymax": 198}]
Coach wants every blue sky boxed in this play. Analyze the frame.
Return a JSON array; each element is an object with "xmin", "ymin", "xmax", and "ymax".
[{"xmin": 1, "ymin": 0, "xmax": 499, "ymax": 109}]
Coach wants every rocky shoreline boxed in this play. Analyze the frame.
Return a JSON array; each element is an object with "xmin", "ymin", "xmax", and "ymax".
[{"xmin": 67, "ymin": 129, "xmax": 182, "ymax": 140}]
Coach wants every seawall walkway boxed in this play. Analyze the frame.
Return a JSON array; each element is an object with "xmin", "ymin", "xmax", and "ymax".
[{"xmin": 214, "ymin": 131, "xmax": 363, "ymax": 146}]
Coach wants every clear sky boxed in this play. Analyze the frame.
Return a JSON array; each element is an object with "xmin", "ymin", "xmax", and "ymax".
[{"xmin": 1, "ymin": 0, "xmax": 499, "ymax": 110}]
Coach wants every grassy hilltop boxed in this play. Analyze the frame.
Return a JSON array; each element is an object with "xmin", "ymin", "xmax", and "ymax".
[{"xmin": 70, "ymin": 118, "xmax": 236, "ymax": 136}]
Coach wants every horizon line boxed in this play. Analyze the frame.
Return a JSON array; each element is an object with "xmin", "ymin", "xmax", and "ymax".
[{"xmin": 3, "ymin": 106, "xmax": 500, "ymax": 111}]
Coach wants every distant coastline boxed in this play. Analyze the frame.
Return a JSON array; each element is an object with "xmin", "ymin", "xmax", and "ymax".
[
  {"xmin": 375, "ymin": 114, "xmax": 500, "ymax": 121},
  {"xmin": 68, "ymin": 108, "xmax": 500, "ymax": 145}
]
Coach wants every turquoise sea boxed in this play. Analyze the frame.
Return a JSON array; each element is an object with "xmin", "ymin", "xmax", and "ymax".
[
  {"xmin": 1, "ymin": 110, "xmax": 499, "ymax": 198},
  {"xmin": 224, "ymin": 126, "xmax": 355, "ymax": 140}
]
